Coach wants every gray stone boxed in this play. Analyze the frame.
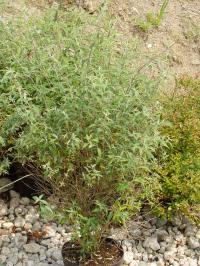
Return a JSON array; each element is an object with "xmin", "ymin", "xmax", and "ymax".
[
  {"xmin": 15, "ymin": 263, "xmax": 23, "ymax": 266},
  {"xmin": 188, "ymin": 258, "xmax": 198, "ymax": 266},
  {"xmin": 156, "ymin": 218, "xmax": 168, "ymax": 228},
  {"xmin": 39, "ymin": 253, "xmax": 47, "ymax": 261},
  {"xmin": 14, "ymin": 217, "xmax": 26, "ymax": 228},
  {"xmin": 156, "ymin": 229, "xmax": 169, "ymax": 242},
  {"xmin": 24, "ymin": 222, "xmax": 33, "ymax": 230},
  {"xmin": 137, "ymin": 242, "xmax": 145, "ymax": 253},
  {"xmin": 187, "ymin": 236, "xmax": 200, "ymax": 249},
  {"xmin": 142, "ymin": 251, "xmax": 148, "ymax": 262},
  {"xmin": 185, "ymin": 226, "xmax": 197, "ymax": 236},
  {"xmin": 1, "ymin": 235, "xmax": 10, "ymax": 243},
  {"xmin": 166, "ymin": 243, "xmax": 177, "ymax": 252},
  {"xmin": 8, "ymin": 254, "xmax": 18, "ymax": 264},
  {"xmin": 26, "ymin": 261, "xmax": 35, "ymax": 266},
  {"xmin": 157, "ymin": 260, "xmax": 165, "ymax": 266},
  {"xmin": 6, "ymin": 262, "xmax": 14, "ymax": 266},
  {"xmin": 175, "ymin": 233, "xmax": 185, "ymax": 243},
  {"xmin": 149, "ymin": 217, "xmax": 157, "ymax": 225},
  {"xmin": 1, "ymin": 246, "xmax": 10, "ymax": 256},
  {"xmin": 29, "ymin": 254, "xmax": 40, "ymax": 262},
  {"xmin": 196, "ymin": 230, "xmax": 200, "ymax": 240},
  {"xmin": 159, "ymin": 246, "xmax": 166, "ymax": 254},
  {"xmin": 122, "ymin": 240, "xmax": 133, "ymax": 251},
  {"xmin": 143, "ymin": 236, "xmax": 160, "ymax": 251},
  {"xmin": 32, "ymin": 221, "xmax": 41, "ymax": 231},
  {"xmin": 51, "ymin": 248, "xmax": 62, "ymax": 261},
  {"xmin": 23, "ymin": 243, "xmax": 41, "ymax": 253},
  {"xmin": 14, "ymin": 233, "xmax": 27, "ymax": 248},
  {"xmin": 41, "ymin": 239, "xmax": 51, "ymax": 248},
  {"xmin": 138, "ymin": 262, "xmax": 147, "ymax": 266},
  {"xmin": 10, "ymin": 190, "xmax": 20, "ymax": 198},
  {"xmin": 20, "ymin": 197, "xmax": 30, "ymax": 205},
  {"xmin": 15, "ymin": 206, "xmax": 24, "ymax": 216},
  {"xmin": 0, "ymin": 255, "xmax": 7, "ymax": 263},
  {"xmin": 10, "ymin": 197, "xmax": 20, "ymax": 208},
  {"xmin": 184, "ymin": 248, "xmax": 194, "ymax": 256},
  {"xmin": 9, "ymin": 207, "xmax": 14, "ymax": 215},
  {"xmin": 179, "ymin": 258, "xmax": 189, "ymax": 266},
  {"xmin": 165, "ymin": 235, "xmax": 174, "ymax": 244},
  {"xmin": 0, "ymin": 200, "xmax": 8, "ymax": 216},
  {"xmin": 133, "ymin": 251, "xmax": 142, "ymax": 260},
  {"xmin": 164, "ymin": 250, "xmax": 176, "ymax": 261},
  {"xmin": 131, "ymin": 227, "xmax": 142, "ymax": 238},
  {"xmin": 25, "ymin": 213, "xmax": 39, "ymax": 224},
  {"xmin": 171, "ymin": 216, "xmax": 182, "ymax": 227},
  {"xmin": 17, "ymin": 251, "xmax": 24, "ymax": 260},
  {"xmin": 130, "ymin": 261, "xmax": 140, "ymax": 266}
]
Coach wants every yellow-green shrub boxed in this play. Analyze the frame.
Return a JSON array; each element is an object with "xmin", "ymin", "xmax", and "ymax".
[{"xmin": 155, "ymin": 76, "xmax": 200, "ymax": 222}]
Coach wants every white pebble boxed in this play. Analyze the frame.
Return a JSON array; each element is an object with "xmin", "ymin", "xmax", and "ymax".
[
  {"xmin": 23, "ymin": 243, "xmax": 41, "ymax": 253},
  {"xmin": 2, "ymin": 221, "xmax": 14, "ymax": 230},
  {"xmin": 43, "ymin": 224, "xmax": 57, "ymax": 238},
  {"xmin": 187, "ymin": 236, "xmax": 200, "ymax": 249},
  {"xmin": 6, "ymin": 262, "xmax": 14, "ymax": 266},
  {"xmin": 124, "ymin": 251, "xmax": 134, "ymax": 264},
  {"xmin": 0, "ymin": 255, "xmax": 7, "ymax": 263},
  {"xmin": 1, "ymin": 246, "xmax": 10, "ymax": 256}
]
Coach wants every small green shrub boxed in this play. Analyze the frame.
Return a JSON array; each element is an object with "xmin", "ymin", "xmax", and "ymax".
[
  {"xmin": 155, "ymin": 76, "xmax": 200, "ymax": 223},
  {"xmin": 136, "ymin": 0, "xmax": 169, "ymax": 32},
  {"xmin": 0, "ymin": 7, "xmax": 164, "ymax": 256}
]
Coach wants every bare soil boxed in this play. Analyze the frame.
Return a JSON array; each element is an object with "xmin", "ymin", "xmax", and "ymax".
[
  {"xmin": 1, "ymin": 0, "xmax": 199, "ymax": 89},
  {"xmin": 110, "ymin": 0, "xmax": 200, "ymax": 83},
  {"xmin": 62, "ymin": 238, "xmax": 123, "ymax": 266}
]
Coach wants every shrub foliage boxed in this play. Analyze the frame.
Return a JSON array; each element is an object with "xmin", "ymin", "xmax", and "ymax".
[
  {"xmin": 0, "ymin": 7, "xmax": 164, "ymax": 254},
  {"xmin": 155, "ymin": 76, "xmax": 200, "ymax": 222}
]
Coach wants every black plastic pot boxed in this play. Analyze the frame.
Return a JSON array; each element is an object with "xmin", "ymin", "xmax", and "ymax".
[{"xmin": 62, "ymin": 238, "xmax": 124, "ymax": 266}]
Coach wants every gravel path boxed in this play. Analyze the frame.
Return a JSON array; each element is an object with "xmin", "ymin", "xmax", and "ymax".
[{"xmin": 0, "ymin": 190, "xmax": 200, "ymax": 266}]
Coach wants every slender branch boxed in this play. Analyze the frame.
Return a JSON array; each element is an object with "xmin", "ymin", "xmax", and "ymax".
[{"xmin": 0, "ymin": 174, "xmax": 32, "ymax": 192}]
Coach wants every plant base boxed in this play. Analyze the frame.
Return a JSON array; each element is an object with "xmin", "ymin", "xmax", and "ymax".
[{"xmin": 62, "ymin": 238, "xmax": 124, "ymax": 266}]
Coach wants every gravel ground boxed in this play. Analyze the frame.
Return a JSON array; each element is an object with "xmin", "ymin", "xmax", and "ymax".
[{"xmin": 0, "ymin": 190, "xmax": 200, "ymax": 266}]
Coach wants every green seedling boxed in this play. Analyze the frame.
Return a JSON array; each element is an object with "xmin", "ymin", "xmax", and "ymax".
[
  {"xmin": 33, "ymin": 195, "xmax": 55, "ymax": 221},
  {"xmin": 137, "ymin": 0, "xmax": 169, "ymax": 32}
]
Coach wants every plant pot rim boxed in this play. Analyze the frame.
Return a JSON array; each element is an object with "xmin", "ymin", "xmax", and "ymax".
[{"xmin": 62, "ymin": 237, "xmax": 124, "ymax": 266}]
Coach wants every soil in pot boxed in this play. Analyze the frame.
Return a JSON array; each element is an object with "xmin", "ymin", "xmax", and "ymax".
[{"xmin": 62, "ymin": 238, "xmax": 124, "ymax": 266}]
